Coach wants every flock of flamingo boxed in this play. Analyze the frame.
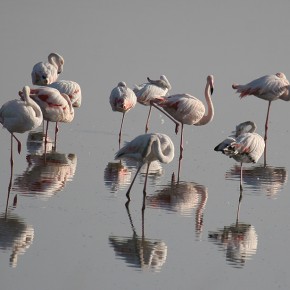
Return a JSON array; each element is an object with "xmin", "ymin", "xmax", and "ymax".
[
  {"xmin": 0, "ymin": 51, "xmax": 289, "ymax": 206},
  {"xmin": 110, "ymin": 71, "xmax": 290, "ymax": 202}
]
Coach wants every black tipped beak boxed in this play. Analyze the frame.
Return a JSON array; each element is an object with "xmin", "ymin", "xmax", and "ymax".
[
  {"xmin": 210, "ymin": 87, "xmax": 214, "ymax": 95},
  {"xmin": 147, "ymin": 77, "xmax": 151, "ymax": 82}
]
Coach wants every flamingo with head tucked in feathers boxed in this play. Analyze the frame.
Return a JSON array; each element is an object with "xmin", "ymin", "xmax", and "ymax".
[
  {"xmin": 214, "ymin": 121, "xmax": 265, "ymax": 191},
  {"xmin": 31, "ymin": 53, "xmax": 64, "ymax": 86},
  {"xmin": 232, "ymin": 72, "xmax": 290, "ymax": 165},
  {"xmin": 110, "ymin": 82, "xmax": 137, "ymax": 148},
  {"xmin": 134, "ymin": 75, "xmax": 179, "ymax": 134},
  {"xmin": 19, "ymin": 86, "xmax": 74, "ymax": 151}
]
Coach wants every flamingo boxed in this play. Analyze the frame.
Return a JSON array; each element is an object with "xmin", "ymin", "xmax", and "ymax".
[
  {"xmin": 31, "ymin": 53, "xmax": 64, "ymax": 86},
  {"xmin": 134, "ymin": 75, "xmax": 179, "ymax": 134},
  {"xmin": 157, "ymin": 75, "xmax": 214, "ymax": 180},
  {"xmin": 110, "ymin": 82, "xmax": 137, "ymax": 148},
  {"xmin": 0, "ymin": 86, "xmax": 43, "ymax": 167},
  {"xmin": 20, "ymin": 86, "xmax": 74, "ymax": 151},
  {"xmin": 232, "ymin": 72, "xmax": 290, "ymax": 165},
  {"xmin": 115, "ymin": 133, "xmax": 174, "ymax": 204},
  {"xmin": 214, "ymin": 121, "xmax": 265, "ymax": 191},
  {"xmin": 48, "ymin": 80, "xmax": 82, "ymax": 108}
]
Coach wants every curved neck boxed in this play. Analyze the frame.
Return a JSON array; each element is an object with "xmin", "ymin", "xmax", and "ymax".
[
  {"xmin": 48, "ymin": 53, "xmax": 64, "ymax": 73},
  {"xmin": 23, "ymin": 87, "xmax": 43, "ymax": 118},
  {"xmin": 151, "ymin": 136, "xmax": 174, "ymax": 164},
  {"xmin": 196, "ymin": 79, "xmax": 214, "ymax": 126}
]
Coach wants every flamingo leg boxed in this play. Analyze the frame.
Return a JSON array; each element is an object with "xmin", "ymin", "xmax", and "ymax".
[
  {"xmin": 263, "ymin": 101, "xmax": 271, "ymax": 166},
  {"xmin": 54, "ymin": 122, "xmax": 59, "ymax": 151},
  {"xmin": 240, "ymin": 162, "xmax": 243, "ymax": 192},
  {"xmin": 119, "ymin": 112, "xmax": 125, "ymax": 148},
  {"xmin": 177, "ymin": 123, "xmax": 184, "ymax": 182},
  {"xmin": 142, "ymin": 162, "xmax": 151, "ymax": 211},
  {"xmin": 126, "ymin": 164, "xmax": 142, "ymax": 201},
  {"xmin": 10, "ymin": 133, "xmax": 21, "ymax": 154},
  {"xmin": 236, "ymin": 190, "xmax": 243, "ymax": 225},
  {"xmin": 151, "ymin": 102, "xmax": 180, "ymax": 134},
  {"xmin": 5, "ymin": 137, "xmax": 14, "ymax": 219},
  {"xmin": 44, "ymin": 120, "xmax": 49, "ymax": 156},
  {"xmin": 145, "ymin": 105, "xmax": 153, "ymax": 133}
]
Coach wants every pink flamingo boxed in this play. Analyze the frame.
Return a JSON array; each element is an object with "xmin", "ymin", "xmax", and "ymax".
[
  {"xmin": 214, "ymin": 121, "xmax": 265, "ymax": 191},
  {"xmin": 134, "ymin": 75, "xmax": 179, "ymax": 134},
  {"xmin": 0, "ymin": 86, "xmax": 43, "ymax": 169},
  {"xmin": 31, "ymin": 53, "xmax": 64, "ymax": 86},
  {"xmin": 20, "ymin": 86, "xmax": 74, "ymax": 151},
  {"xmin": 157, "ymin": 75, "xmax": 214, "ymax": 180},
  {"xmin": 115, "ymin": 133, "xmax": 174, "ymax": 206},
  {"xmin": 232, "ymin": 72, "xmax": 290, "ymax": 165},
  {"xmin": 48, "ymin": 80, "xmax": 82, "ymax": 108},
  {"xmin": 110, "ymin": 82, "xmax": 137, "ymax": 148}
]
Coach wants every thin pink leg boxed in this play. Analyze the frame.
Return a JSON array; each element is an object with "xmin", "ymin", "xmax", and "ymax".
[
  {"xmin": 145, "ymin": 105, "xmax": 153, "ymax": 133},
  {"xmin": 263, "ymin": 101, "xmax": 271, "ymax": 166},
  {"xmin": 126, "ymin": 165, "xmax": 142, "ymax": 201},
  {"xmin": 11, "ymin": 133, "xmax": 21, "ymax": 154},
  {"xmin": 44, "ymin": 120, "xmax": 49, "ymax": 156},
  {"xmin": 142, "ymin": 162, "xmax": 151, "ymax": 212},
  {"xmin": 54, "ymin": 122, "xmax": 59, "ymax": 151},
  {"xmin": 119, "ymin": 112, "xmax": 125, "ymax": 148},
  {"xmin": 240, "ymin": 162, "xmax": 243, "ymax": 192},
  {"xmin": 177, "ymin": 123, "xmax": 184, "ymax": 182}
]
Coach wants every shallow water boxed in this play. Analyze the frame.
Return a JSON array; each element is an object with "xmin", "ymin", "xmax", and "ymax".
[{"xmin": 1, "ymin": 1, "xmax": 290, "ymax": 289}]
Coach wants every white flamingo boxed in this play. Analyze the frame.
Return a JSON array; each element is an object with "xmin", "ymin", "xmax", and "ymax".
[
  {"xmin": 157, "ymin": 75, "xmax": 214, "ymax": 180},
  {"xmin": 31, "ymin": 53, "xmax": 64, "ymax": 86},
  {"xmin": 115, "ymin": 133, "xmax": 174, "ymax": 203},
  {"xmin": 110, "ymin": 82, "xmax": 137, "ymax": 148},
  {"xmin": 232, "ymin": 72, "xmax": 290, "ymax": 165},
  {"xmin": 0, "ymin": 86, "xmax": 43, "ymax": 166},
  {"xmin": 20, "ymin": 86, "xmax": 74, "ymax": 151},
  {"xmin": 134, "ymin": 75, "xmax": 179, "ymax": 134},
  {"xmin": 214, "ymin": 121, "xmax": 265, "ymax": 191}
]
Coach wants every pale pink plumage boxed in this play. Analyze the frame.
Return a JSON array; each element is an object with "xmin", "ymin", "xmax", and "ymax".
[
  {"xmin": 21, "ymin": 86, "xmax": 74, "ymax": 151},
  {"xmin": 115, "ymin": 133, "xmax": 174, "ymax": 203},
  {"xmin": 48, "ymin": 80, "xmax": 82, "ymax": 108},
  {"xmin": 232, "ymin": 72, "xmax": 290, "ymax": 165},
  {"xmin": 31, "ymin": 53, "xmax": 64, "ymax": 86},
  {"xmin": 157, "ymin": 75, "xmax": 214, "ymax": 181},
  {"xmin": 214, "ymin": 121, "xmax": 265, "ymax": 191},
  {"xmin": 110, "ymin": 82, "xmax": 137, "ymax": 148},
  {"xmin": 0, "ymin": 86, "xmax": 43, "ymax": 165},
  {"xmin": 134, "ymin": 75, "xmax": 179, "ymax": 133}
]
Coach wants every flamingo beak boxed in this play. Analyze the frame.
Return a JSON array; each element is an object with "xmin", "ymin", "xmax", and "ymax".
[{"xmin": 210, "ymin": 87, "xmax": 214, "ymax": 95}]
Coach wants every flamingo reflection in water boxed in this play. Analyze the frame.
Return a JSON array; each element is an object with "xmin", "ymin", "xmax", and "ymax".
[
  {"xmin": 109, "ymin": 203, "xmax": 167, "ymax": 272},
  {"xmin": 147, "ymin": 173, "xmax": 208, "ymax": 237},
  {"xmin": 13, "ymin": 135, "xmax": 77, "ymax": 199},
  {"xmin": 0, "ymin": 213, "xmax": 34, "ymax": 268},
  {"xmin": 208, "ymin": 192, "xmax": 258, "ymax": 268},
  {"xmin": 225, "ymin": 164, "xmax": 287, "ymax": 198}
]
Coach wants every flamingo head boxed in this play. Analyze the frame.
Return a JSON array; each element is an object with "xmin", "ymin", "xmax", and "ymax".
[{"xmin": 207, "ymin": 75, "xmax": 214, "ymax": 94}]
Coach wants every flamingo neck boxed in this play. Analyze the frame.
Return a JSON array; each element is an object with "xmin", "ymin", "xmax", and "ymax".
[
  {"xmin": 23, "ymin": 87, "xmax": 43, "ymax": 119},
  {"xmin": 195, "ymin": 80, "xmax": 214, "ymax": 126},
  {"xmin": 151, "ymin": 135, "xmax": 174, "ymax": 164}
]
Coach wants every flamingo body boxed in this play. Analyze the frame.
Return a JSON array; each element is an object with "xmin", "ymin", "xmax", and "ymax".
[
  {"xmin": 214, "ymin": 121, "xmax": 265, "ymax": 190},
  {"xmin": 31, "ymin": 53, "xmax": 64, "ymax": 86},
  {"xmin": 110, "ymin": 82, "xmax": 137, "ymax": 147},
  {"xmin": 48, "ymin": 80, "xmax": 82, "ymax": 108},
  {"xmin": 115, "ymin": 133, "xmax": 174, "ymax": 200}
]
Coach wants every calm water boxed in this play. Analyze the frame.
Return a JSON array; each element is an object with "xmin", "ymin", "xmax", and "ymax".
[{"xmin": 1, "ymin": 1, "xmax": 290, "ymax": 289}]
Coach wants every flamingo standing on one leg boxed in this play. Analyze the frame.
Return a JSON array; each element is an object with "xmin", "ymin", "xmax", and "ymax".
[
  {"xmin": 214, "ymin": 121, "xmax": 265, "ymax": 191},
  {"xmin": 134, "ymin": 75, "xmax": 179, "ymax": 134},
  {"xmin": 48, "ymin": 80, "xmax": 82, "ymax": 108},
  {"xmin": 157, "ymin": 75, "xmax": 214, "ymax": 181},
  {"xmin": 20, "ymin": 86, "xmax": 74, "ymax": 152},
  {"xmin": 0, "ymin": 86, "xmax": 43, "ymax": 168},
  {"xmin": 110, "ymin": 82, "xmax": 137, "ymax": 148},
  {"xmin": 232, "ymin": 72, "xmax": 290, "ymax": 166},
  {"xmin": 115, "ymin": 133, "xmax": 174, "ymax": 208},
  {"xmin": 31, "ymin": 52, "xmax": 64, "ymax": 86}
]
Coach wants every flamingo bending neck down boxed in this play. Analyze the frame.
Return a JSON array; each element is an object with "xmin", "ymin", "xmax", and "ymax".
[
  {"xmin": 115, "ymin": 133, "xmax": 174, "ymax": 206},
  {"xmin": 214, "ymin": 121, "xmax": 265, "ymax": 191},
  {"xmin": 232, "ymin": 72, "xmax": 290, "ymax": 166},
  {"xmin": 0, "ymin": 86, "xmax": 43, "ymax": 168},
  {"xmin": 157, "ymin": 75, "xmax": 214, "ymax": 181},
  {"xmin": 31, "ymin": 53, "xmax": 64, "ymax": 86},
  {"xmin": 134, "ymin": 75, "xmax": 179, "ymax": 134},
  {"xmin": 110, "ymin": 82, "xmax": 137, "ymax": 148}
]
